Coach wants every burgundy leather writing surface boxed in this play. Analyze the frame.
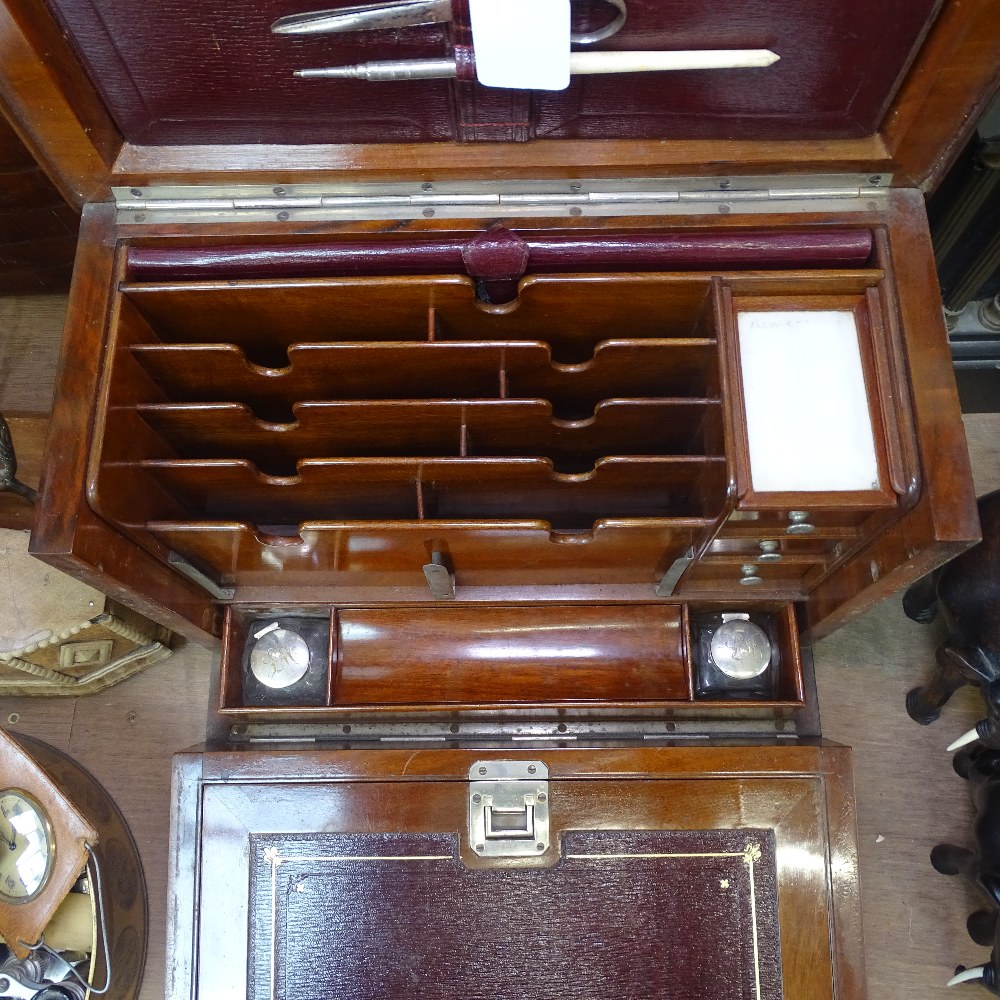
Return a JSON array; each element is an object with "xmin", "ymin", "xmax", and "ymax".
[
  {"xmin": 248, "ymin": 829, "xmax": 782, "ymax": 1000},
  {"xmin": 126, "ymin": 227, "xmax": 874, "ymax": 304},
  {"xmin": 42, "ymin": 0, "xmax": 940, "ymax": 145}
]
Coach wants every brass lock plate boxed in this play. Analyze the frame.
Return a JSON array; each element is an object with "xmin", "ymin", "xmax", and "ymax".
[{"xmin": 468, "ymin": 760, "xmax": 550, "ymax": 859}]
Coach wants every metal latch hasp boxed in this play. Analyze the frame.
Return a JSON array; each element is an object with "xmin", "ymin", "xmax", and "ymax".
[{"xmin": 468, "ymin": 760, "xmax": 550, "ymax": 858}]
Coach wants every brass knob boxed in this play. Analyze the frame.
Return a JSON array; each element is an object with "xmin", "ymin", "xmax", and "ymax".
[
  {"xmin": 739, "ymin": 563, "xmax": 763, "ymax": 586},
  {"xmin": 757, "ymin": 540, "xmax": 782, "ymax": 562},
  {"xmin": 786, "ymin": 510, "xmax": 815, "ymax": 535}
]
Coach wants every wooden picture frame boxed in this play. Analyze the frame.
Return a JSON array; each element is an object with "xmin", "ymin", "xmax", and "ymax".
[{"xmin": 719, "ymin": 288, "xmax": 900, "ymax": 512}]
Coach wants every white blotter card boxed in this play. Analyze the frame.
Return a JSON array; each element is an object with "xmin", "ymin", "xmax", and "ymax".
[{"xmin": 737, "ymin": 310, "xmax": 881, "ymax": 493}]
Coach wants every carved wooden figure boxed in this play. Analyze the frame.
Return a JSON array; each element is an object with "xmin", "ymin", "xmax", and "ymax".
[{"xmin": 905, "ymin": 489, "xmax": 1000, "ymax": 740}]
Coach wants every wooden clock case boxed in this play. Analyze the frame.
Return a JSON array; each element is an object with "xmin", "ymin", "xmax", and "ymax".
[
  {"xmin": 0, "ymin": 728, "xmax": 95, "ymax": 961},
  {"xmin": 0, "ymin": 1, "xmax": 996, "ymax": 997},
  {"xmin": 1, "ymin": 732, "xmax": 147, "ymax": 1000}
]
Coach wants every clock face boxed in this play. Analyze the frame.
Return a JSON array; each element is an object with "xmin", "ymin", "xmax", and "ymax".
[{"xmin": 0, "ymin": 790, "xmax": 53, "ymax": 902}]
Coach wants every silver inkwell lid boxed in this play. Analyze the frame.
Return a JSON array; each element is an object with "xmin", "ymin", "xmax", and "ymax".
[
  {"xmin": 710, "ymin": 613, "xmax": 772, "ymax": 680},
  {"xmin": 249, "ymin": 621, "xmax": 311, "ymax": 689}
]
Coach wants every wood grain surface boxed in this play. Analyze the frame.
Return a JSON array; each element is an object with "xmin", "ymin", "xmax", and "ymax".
[
  {"xmin": 0, "ymin": 117, "xmax": 77, "ymax": 294},
  {"xmin": 1, "ymin": 412, "xmax": 994, "ymax": 1000},
  {"xmin": 26, "ymin": 210, "xmax": 221, "ymax": 644},
  {"xmin": 0, "ymin": 295, "xmax": 66, "ymax": 412},
  {"xmin": 6, "ymin": 0, "xmax": 1000, "ymax": 197},
  {"xmin": 29, "ymin": 0, "xmax": 941, "ymax": 146}
]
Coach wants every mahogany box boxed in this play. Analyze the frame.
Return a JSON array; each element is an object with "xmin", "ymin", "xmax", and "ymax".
[{"xmin": 0, "ymin": 0, "xmax": 996, "ymax": 996}]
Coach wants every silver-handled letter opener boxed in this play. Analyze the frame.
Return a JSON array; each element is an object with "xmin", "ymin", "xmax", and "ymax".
[{"xmin": 295, "ymin": 49, "xmax": 780, "ymax": 81}]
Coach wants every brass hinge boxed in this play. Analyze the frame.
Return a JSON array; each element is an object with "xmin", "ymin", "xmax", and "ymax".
[{"xmin": 113, "ymin": 174, "xmax": 891, "ymax": 224}]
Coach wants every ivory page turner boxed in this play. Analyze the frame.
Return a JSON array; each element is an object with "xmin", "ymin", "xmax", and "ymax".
[{"xmin": 295, "ymin": 49, "xmax": 781, "ymax": 82}]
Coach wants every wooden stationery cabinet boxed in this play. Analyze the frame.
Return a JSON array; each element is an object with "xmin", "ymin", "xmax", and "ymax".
[{"xmin": 0, "ymin": 0, "xmax": 995, "ymax": 996}]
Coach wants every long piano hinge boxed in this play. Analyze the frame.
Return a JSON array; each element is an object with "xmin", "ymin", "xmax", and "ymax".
[{"xmin": 114, "ymin": 174, "xmax": 891, "ymax": 224}]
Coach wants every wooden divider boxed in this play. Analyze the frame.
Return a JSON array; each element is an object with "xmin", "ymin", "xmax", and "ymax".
[
  {"xmin": 139, "ymin": 455, "xmax": 726, "ymax": 526},
  {"xmin": 128, "ymin": 339, "xmax": 717, "ymax": 418},
  {"xmin": 123, "ymin": 273, "xmax": 713, "ymax": 363},
  {"xmin": 136, "ymin": 398, "xmax": 719, "ymax": 475}
]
